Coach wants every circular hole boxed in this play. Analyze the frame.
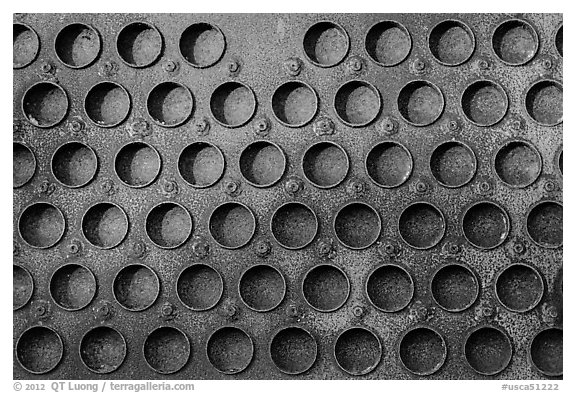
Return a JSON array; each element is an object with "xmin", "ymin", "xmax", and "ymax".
[
  {"xmin": 177, "ymin": 264, "xmax": 223, "ymax": 311},
  {"xmin": 365, "ymin": 20, "xmax": 411, "ymax": 66},
  {"xmin": 22, "ymin": 81, "xmax": 69, "ymax": 128},
  {"xmin": 461, "ymin": 80, "xmax": 508, "ymax": 127},
  {"xmin": 303, "ymin": 21, "xmax": 349, "ymax": 67},
  {"xmin": 13, "ymin": 264, "xmax": 33, "ymax": 310},
  {"xmin": 495, "ymin": 263, "xmax": 544, "ymax": 312},
  {"xmin": 210, "ymin": 81, "xmax": 256, "ymax": 128},
  {"xmin": 51, "ymin": 141, "xmax": 98, "ymax": 188},
  {"xmin": 114, "ymin": 141, "xmax": 161, "ymax": 188},
  {"xmin": 462, "ymin": 201, "xmax": 510, "ymax": 249},
  {"xmin": 179, "ymin": 23, "xmax": 226, "ymax": 68},
  {"xmin": 113, "ymin": 264, "xmax": 159, "ymax": 311},
  {"xmin": 82, "ymin": 202, "xmax": 128, "ymax": 249},
  {"xmin": 147, "ymin": 81, "xmax": 193, "ymax": 127},
  {"xmin": 526, "ymin": 201, "xmax": 562, "ymax": 248},
  {"xmin": 334, "ymin": 327, "xmax": 382, "ymax": 376},
  {"xmin": 334, "ymin": 202, "xmax": 381, "ymax": 250},
  {"xmin": 239, "ymin": 265, "xmax": 286, "ymax": 312},
  {"xmin": 209, "ymin": 202, "xmax": 255, "ymax": 249},
  {"xmin": 270, "ymin": 327, "xmax": 317, "ymax": 375},
  {"xmin": 464, "ymin": 326, "xmax": 512, "ymax": 375},
  {"xmin": 145, "ymin": 202, "xmax": 192, "ymax": 249},
  {"xmin": 399, "ymin": 327, "xmax": 447, "ymax": 376},
  {"xmin": 398, "ymin": 202, "xmax": 445, "ymax": 250},
  {"xmin": 271, "ymin": 202, "xmax": 318, "ymax": 249},
  {"xmin": 13, "ymin": 142, "xmax": 36, "ymax": 188},
  {"xmin": 178, "ymin": 142, "xmax": 225, "ymax": 188},
  {"xmin": 239, "ymin": 141, "xmax": 286, "ymax": 187},
  {"xmin": 431, "ymin": 264, "xmax": 479, "ymax": 312},
  {"xmin": 18, "ymin": 202, "xmax": 65, "ymax": 249},
  {"xmin": 558, "ymin": 149, "xmax": 563, "ymax": 175},
  {"xmin": 13, "ymin": 23, "xmax": 39, "ymax": 68},
  {"xmin": 428, "ymin": 19, "xmax": 475, "ymax": 66},
  {"xmin": 144, "ymin": 327, "xmax": 190, "ymax": 374},
  {"xmin": 54, "ymin": 23, "xmax": 101, "ymax": 68},
  {"xmin": 366, "ymin": 264, "xmax": 414, "ymax": 312},
  {"xmin": 525, "ymin": 80, "xmax": 563, "ymax": 126},
  {"xmin": 207, "ymin": 326, "xmax": 254, "ymax": 374},
  {"xmin": 16, "ymin": 326, "xmax": 63, "ymax": 374},
  {"xmin": 302, "ymin": 264, "xmax": 350, "ymax": 312},
  {"xmin": 397, "ymin": 80, "xmax": 444, "ymax": 126},
  {"xmin": 302, "ymin": 141, "xmax": 349, "ymax": 189},
  {"xmin": 494, "ymin": 140, "xmax": 541, "ymax": 188},
  {"xmin": 556, "ymin": 25, "xmax": 563, "ymax": 57},
  {"xmin": 80, "ymin": 326, "xmax": 126, "ymax": 374},
  {"xmin": 430, "ymin": 141, "xmax": 476, "ymax": 188},
  {"xmin": 492, "ymin": 19, "xmax": 538, "ymax": 65},
  {"xmin": 272, "ymin": 81, "xmax": 318, "ymax": 127},
  {"xmin": 530, "ymin": 328, "xmax": 563, "ymax": 376},
  {"xmin": 117, "ymin": 22, "xmax": 163, "ymax": 68},
  {"xmin": 334, "ymin": 80, "xmax": 381, "ymax": 127},
  {"xmin": 49, "ymin": 263, "xmax": 96, "ymax": 311},
  {"xmin": 84, "ymin": 82, "xmax": 131, "ymax": 127},
  {"xmin": 366, "ymin": 141, "xmax": 413, "ymax": 188}
]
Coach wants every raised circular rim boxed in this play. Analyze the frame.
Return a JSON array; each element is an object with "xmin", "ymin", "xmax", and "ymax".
[
  {"xmin": 178, "ymin": 22, "xmax": 226, "ymax": 69},
  {"xmin": 177, "ymin": 141, "xmax": 225, "ymax": 189},
  {"xmin": 112, "ymin": 263, "xmax": 160, "ymax": 312},
  {"xmin": 79, "ymin": 325, "xmax": 127, "ymax": 374},
  {"xmin": 397, "ymin": 325, "xmax": 447, "ymax": 376},
  {"xmin": 176, "ymin": 263, "xmax": 224, "ymax": 311},
  {"xmin": 209, "ymin": 80, "xmax": 256, "ymax": 128},
  {"xmin": 208, "ymin": 201, "xmax": 256, "ymax": 250},
  {"xmin": 301, "ymin": 19, "xmax": 350, "ymax": 68},
  {"xmin": 365, "ymin": 140, "xmax": 414, "ymax": 189},
  {"xmin": 270, "ymin": 201, "xmax": 319, "ymax": 250},
  {"xmin": 113, "ymin": 140, "xmax": 162, "ymax": 189},
  {"xmin": 238, "ymin": 264, "xmax": 287, "ymax": 312},
  {"xmin": 365, "ymin": 263, "xmax": 415, "ymax": 313},
  {"xmin": 301, "ymin": 263, "xmax": 351, "ymax": 313},
  {"xmin": 146, "ymin": 81, "xmax": 194, "ymax": 128},
  {"xmin": 13, "ymin": 22, "xmax": 40, "ymax": 69},
  {"xmin": 271, "ymin": 80, "xmax": 319, "ymax": 128},
  {"xmin": 555, "ymin": 24, "xmax": 563, "ymax": 58},
  {"xmin": 397, "ymin": 79, "xmax": 445, "ymax": 127},
  {"xmin": 13, "ymin": 263, "xmax": 34, "ymax": 311},
  {"xmin": 81, "ymin": 201, "xmax": 129, "ymax": 250},
  {"xmin": 21, "ymin": 81, "xmax": 69, "ymax": 128},
  {"xmin": 301, "ymin": 140, "xmax": 350, "ymax": 189},
  {"xmin": 49, "ymin": 262, "xmax": 97, "ymax": 311},
  {"xmin": 364, "ymin": 19, "xmax": 412, "ymax": 67},
  {"xmin": 429, "ymin": 261, "xmax": 480, "ymax": 312},
  {"xmin": 528, "ymin": 326, "xmax": 563, "ymax": 377},
  {"xmin": 238, "ymin": 140, "xmax": 287, "ymax": 188},
  {"xmin": 84, "ymin": 80, "xmax": 131, "ymax": 128},
  {"xmin": 429, "ymin": 139, "xmax": 477, "ymax": 188},
  {"xmin": 13, "ymin": 141, "xmax": 37, "ymax": 188},
  {"xmin": 461, "ymin": 200, "xmax": 510, "ymax": 250},
  {"xmin": 463, "ymin": 323, "xmax": 513, "ymax": 376},
  {"xmin": 142, "ymin": 325, "xmax": 191, "ymax": 374},
  {"xmin": 16, "ymin": 325, "xmax": 64, "ymax": 374},
  {"xmin": 427, "ymin": 18, "xmax": 476, "ymax": 66},
  {"xmin": 460, "ymin": 79, "xmax": 509, "ymax": 127},
  {"xmin": 494, "ymin": 262, "xmax": 545, "ymax": 313},
  {"xmin": 523, "ymin": 78, "xmax": 563, "ymax": 127},
  {"xmin": 525, "ymin": 199, "xmax": 563, "ymax": 249},
  {"xmin": 397, "ymin": 201, "xmax": 446, "ymax": 250},
  {"xmin": 205, "ymin": 325, "xmax": 254, "ymax": 374},
  {"xmin": 50, "ymin": 140, "xmax": 98, "ymax": 188},
  {"xmin": 333, "ymin": 201, "xmax": 382, "ymax": 250},
  {"xmin": 268, "ymin": 325, "xmax": 318, "ymax": 375},
  {"xmin": 18, "ymin": 201, "xmax": 66, "ymax": 249},
  {"xmin": 492, "ymin": 138, "xmax": 542, "ymax": 188},
  {"xmin": 333, "ymin": 326, "xmax": 382, "ymax": 376},
  {"xmin": 144, "ymin": 201, "xmax": 193, "ymax": 249},
  {"xmin": 53, "ymin": 22, "xmax": 102, "ymax": 69},
  {"xmin": 115, "ymin": 21, "xmax": 163, "ymax": 68},
  {"xmin": 491, "ymin": 18, "xmax": 539, "ymax": 66},
  {"xmin": 333, "ymin": 79, "xmax": 382, "ymax": 127}
]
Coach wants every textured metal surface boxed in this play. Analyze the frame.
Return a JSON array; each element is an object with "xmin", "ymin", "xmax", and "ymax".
[{"xmin": 13, "ymin": 13, "xmax": 562, "ymax": 380}]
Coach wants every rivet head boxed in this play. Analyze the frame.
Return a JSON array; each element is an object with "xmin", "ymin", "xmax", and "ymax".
[
  {"xmin": 224, "ymin": 179, "xmax": 241, "ymax": 196},
  {"xmin": 68, "ymin": 239, "xmax": 82, "ymax": 255},
  {"xmin": 161, "ymin": 179, "xmax": 179, "ymax": 196},
  {"xmin": 100, "ymin": 61, "xmax": 117, "ymax": 77},
  {"xmin": 39, "ymin": 179, "xmax": 55, "ymax": 195},
  {"xmin": 93, "ymin": 300, "xmax": 113, "ymax": 320},
  {"xmin": 68, "ymin": 119, "xmax": 84, "ymax": 134},
  {"xmin": 194, "ymin": 118, "xmax": 210, "ymax": 136},
  {"xmin": 352, "ymin": 305, "xmax": 365, "ymax": 318},
  {"xmin": 100, "ymin": 179, "xmax": 115, "ymax": 196},
  {"xmin": 40, "ymin": 61, "xmax": 52, "ymax": 73},
  {"xmin": 131, "ymin": 241, "xmax": 147, "ymax": 258},
  {"xmin": 162, "ymin": 59, "xmax": 178, "ymax": 73},
  {"xmin": 347, "ymin": 56, "xmax": 363, "ymax": 73},
  {"xmin": 191, "ymin": 237, "xmax": 210, "ymax": 259},
  {"xmin": 227, "ymin": 59, "xmax": 240, "ymax": 74},
  {"xmin": 415, "ymin": 181, "xmax": 428, "ymax": 193},
  {"xmin": 318, "ymin": 240, "xmax": 333, "ymax": 257},
  {"xmin": 286, "ymin": 304, "xmax": 300, "ymax": 318},
  {"xmin": 512, "ymin": 241, "xmax": 526, "ymax": 255},
  {"xmin": 32, "ymin": 300, "xmax": 51, "ymax": 319},
  {"xmin": 412, "ymin": 58, "xmax": 426, "ymax": 73},
  {"xmin": 380, "ymin": 116, "xmax": 398, "ymax": 134},
  {"xmin": 255, "ymin": 240, "xmax": 271, "ymax": 257},
  {"xmin": 544, "ymin": 181, "xmax": 556, "ymax": 192},
  {"xmin": 254, "ymin": 117, "xmax": 270, "ymax": 136},
  {"xmin": 284, "ymin": 177, "xmax": 303, "ymax": 195},
  {"xmin": 543, "ymin": 59, "xmax": 553, "ymax": 70},
  {"xmin": 478, "ymin": 59, "xmax": 490, "ymax": 70},
  {"xmin": 478, "ymin": 181, "xmax": 491, "ymax": 193},
  {"xmin": 313, "ymin": 117, "xmax": 335, "ymax": 136},
  {"xmin": 448, "ymin": 120, "xmax": 459, "ymax": 131},
  {"xmin": 346, "ymin": 179, "xmax": 365, "ymax": 197},
  {"xmin": 160, "ymin": 303, "xmax": 176, "ymax": 320},
  {"xmin": 284, "ymin": 57, "xmax": 302, "ymax": 76},
  {"xmin": 128, "ymin": 118, "xmax": 150, "ymax": 138}
]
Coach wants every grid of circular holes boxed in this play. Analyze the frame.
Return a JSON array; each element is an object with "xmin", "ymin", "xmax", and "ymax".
[
  {"xmin": 18, "ymin": 202, "xmax": 65, "ymax": 249},
  {"xmin": 116, "ymin": 21, "xmax": 163, "ymax": 68},
  {"xmin": 209, "ymin": 202, "xmax": 256, "ymax": 249},
  {"xmin": 524, "ymin": 80, "xmax": 563, "ymax": 126},
  {"xmin": 529, "ymin": 327, "xmax": 563, "ymax": 377},
  {"xmin": 22, "ymin": 81, "xmax": 69, "ymax": 128},
  {"xmin": 51, "ymin": 141, "xmax": 98, "ymax": 188},
  {"xmin": 80, "ymin": 326, "xmax": 127, "ymax": 374},
  {"xmin": 13, "ymin": 264, "xmax": 34, "ymax": 311},
  {"xmin": 13, "ymin": 142, "xmax": 36, "ymax": 188},
  {"xmin": 82, "ymin": 202, "xmax": 128, "ymax": 249},
  {"xmin": 239, "ymin": 265, "xmax": 286, "ymax": 312},
  {"xmin": 13, "ymin": 23, "xmax": 40, "ymax": 69},
  {"xmin": 398, "ymin": 327, "xmax": 447, "ymax": 376},
  {"xmin": 271, "ymin": 202, "xmax": 318, "ymax": 250},
  {"xmin": 49, "ymin": 263, "xmax": 96, "ymax": 311},
  {"xmin": 84, "ymin": 81, "xmax": 131, "ymax": 127},
  {"xmin": 144, "ymin": 327, "xmax": 190, "ymax": 374},
  {"xmin": 303, "ymin": 21, "xmax": 350, "ymax": 67},
  {"xmin": 365, "ymin": 20, "xmax": 411, "ymax": 67},
  {"xmin": 334, "ymin": 327, "xmax": 382, "ymax": 376},
  {"xmin": 397, "ymin": 80, "xmax": 444, "ymax": 126},
  {"xmin": 366, "ymin": 264, "xmax": 414, "ymax": 312},
  {"xmin": 210, "ymin": 81, "xmax": 256, "ymax": 128},
  {"xmin": 113, "ymin": 264, "xmax": 159, "ymax": 312},
  {"xmin": 16, "ymin": 326, "xmax": 64, "ymax": 374},
  {"xmin": 464, "ymin": 325, "xmax": 512, "ymax": 376},
  {"xmin": 147, "ymin": 81, "xmax": 193, "ymax": 127},
  {"xmin": 334, "ymin": 80, "xmax": 381, "ymax": 127},
  {"xmin": 492, "ymin": 19, "xmax": 538, "ymax": 66},
  {"xmin": 462, "ymin": 201, "xmax": 510, "ymax": 250},
  {"xmin": 431, "ymin": 263, "xmax": 479, "ymax": 312},
  {"xmin": 366, "ymin": 141, "xmax": 413, "ymax": 188},
  {"xmin": 302, "ymin": 141, "xmax": 349, "ymax": 189},
  {"xmin": 461, "ymin": 80, "xmax": 508, "ymax": 127},
  {"xmin": 178, "ymin": 142, "xmax": 225, "ymax": 188},
  {"xmin": 270, "ymin": 327, "xmax": 318, "ymax": 375},
  {"xmin": 54, "ymin": 23, "xmax": 101, "ymax": 68},
  {"xmin": 239, "ymin": 141, "xmax": 286, "ymax": 188},
  {"xmin": 398, "ymin": 202, "xmax": 446, "ymax": 250},
  {"xmin": 207, "ymin": 326, "xmax": 254, "ymax": 374},
  {"xmin": 114, "ymin": 141, "xmax": 161, "ymax": 188},
  {"xmin": 430, "ymin": 141, "xmax": 477, "ymax": 188},
  {"xmin": 555, "ymin": 25, "xmax": 563, "ymax": 57},
  {"xmin": 494, "ymin": 140, "xmax": 541, "ymax": 188},
  {"xmin": 495, "ymin": 263, "xmax": 544, "ymax": 313},
  {"xmin": 526, "ymin": 201, "xmax": 562, "ymax": 248},
  {"xmin": 177, "ymin": 264, "xmax": 223, "ymax": 311},
  {"xmin": 334, "ymin": 202, "xmax": 381, "ymax": 250},
  {"xmin": 428, "ymin": 19, "xmax": 475, "ymax": 66},
  {"xmin": 302, "ymin": 264, "xmax": 350, "ymax": 312},
  {"xmin": 272, "ymin": 81, "xmax": 318, "ymax": 127},
  {"xmin": 179, "ymin": 23, "xmax": 226, "ymax": 68},
  {"xmin": 145, "ymin": 202, "xmax": 193, "ymax": 249}
]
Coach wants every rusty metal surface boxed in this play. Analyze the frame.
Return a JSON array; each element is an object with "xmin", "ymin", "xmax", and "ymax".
[{"xmin": 13, "ymin": 13, "xmax": 562, "ymax": 380}]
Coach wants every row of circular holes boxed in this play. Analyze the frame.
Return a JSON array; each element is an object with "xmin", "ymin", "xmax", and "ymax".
[
  {"xmin": 15, "ymin": 323, "xmax": 562, "ymax": 377},
  {"xmin": 13, "ymin": 18, "xmax": 562, "ymax": 71}
]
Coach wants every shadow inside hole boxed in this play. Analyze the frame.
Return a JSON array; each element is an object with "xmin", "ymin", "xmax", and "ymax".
[
  {"xmin": 82, "ymin": 203, "xmax": 128, "ymax": 249},
  {"xmin": 462, "ymin": 202, "xmax": 509, "ymax": 249},
  {"xmin": 117, "ymin": 22, "xmax": 162, "ymax": 67},
  {"xmin": 113, "ymin": 265, "xmax": 159, "ymax": 311},
  {"xmin": 144, "ymin": 327, "xmax": 190, "ymax": 374},
  {"xmin": 13, "ymin": 23, "xmax": 39, "ymax": 68},
  {"xmin": 270, "ymin": 327, "xmax": 317, "ymax": 374},
  {"xmin": 526, "ymin": 201, "xmax": 562, "ymax": 248},
  {"xmin": 50, "ymin": 264, "xmax": 96, "ymax": 310},
  {"xmin": 303, "ymin": 21, "xmax": 348, "ymax": 66},
  {"xmin": 13, "ymin": 265, "xmax": 33, "ymax": 310},
  {"xmin": 398, "ymin": 81, "xmax": 443, "ymax": 126},
  {"xmin": 178, "ymin": 142, "xmax": 224, "ymax": 187},
  {"xmin": 207, "ymin": 327, "xmax": 253, "ymax": 374},
  {"xmin": 496, "ymin": 264, "xmax": 543, "ymax": 312},
  {"xmin": 52, "ymin": 142, "xmax": 97, "ymax": 187},
  {"xmin": 334, "ymin": 203, "xmax": 381, "ymax": 249},
  {"xmin": 179, "ymin": 23, "xmax": 225, "ymax": 67},
  {"xmin": 271, "ymin": 203, "xmax": 317, "ymax": 249},
  {"xmin": 367, "ymin": 265, "xmax": 413, "ymax": 312},
  {"xmin": 335, "ymin": 328, "xmax": 381, "ymax": 375},
  {"xmin": 177, "ymin": 264, "xmax": 223, "ymax": 311},
  {"xmin": 22, "ymin": 82, "xmax": 68, "ymax": 127},
  {"xmin": 431, "ymin": 264, "xmax": 478, "ymax": 311},
  {"xmin": 302, "ymin": 142, "xmax": 349, "ymax": 188},
  {"xmin": 399, "ymin": 327, "xmax": 446, "ymax": 375},
  {"xmin": 80, "ymin": 326, "xmax": 126, "ymax": 373},
  {"xmin": 115, "ymin": 142, "xmax": 161, "ymax": 187},
  {"xmin": 239, "ymin": 141, "xmax": 285, "ymax": 187},
  {"xmin": 365, "ymin": 21, "xmax": 411, "ymax": 66},
  {"xmin": 145, "ymin": 203, "xmax": 192, "ymax": 249},
  {"xmin": 210, "ymin": 82, "xmax": 255, "ymax": 127},
  {"xmin": 530, "ymin": 328, "xmax": 562, "ymax": 376},
  {"xmin": 13, "ymin": 142, "xmax": 36, "ymax": 188},
  {"xmin": 429, "ymin": 20, "xmax": 474, "ymax": 65},
  {"xmin": 494, "ymin": 141, "xmax": 541, "ymax": 187},
  {"xmin": 525, "ymin": 81, "xmax": 563, "ymax": 126},
  {"xmin": 465, "ymin": 327, "xmax": 512, "ymax": 375},
  {"xmin": 239, "ymin": 265, "xmax": 285, "ymax": 312},
  {"xmin": 209, "ymin": 203, "xmax": 255, "ymax": 249},
  {"xmin": 19, "ymin": 203, "xmax": 65, "ymax": 248},
  {"xmin": 492, "ymin": 20, "xmax": 537, "ymax": 65},
  {"xmin": 461, "ymin": 81, "xmax": 507, "ymax": 126},
  {"xmin": 334, "ymin": 81, "xmax": 380, "ymax": 126},
  {"xmin": 55, "ymin": 23, "xmax": 101, "ymax": 68},
  {"xmin": 303, "ymin": 265, "xmax": 349, "ymax": 312},
  {"xmin": 85, "ymin": 82, "xmax": 130, "ymax": 126},
  {"xmin": 366, "ymin": 142, "xmax": 412, "ymax": 188},
  {"xmin": 398, "ymin": 203, "xmax": 445, "ymax": 249},
  {"xmin": 147, "ymin": 82, "xmax": 193, "ymax": 126},
  {"xmin": 272, "ymin": 81, "xmax": 317, "ymax": 126},
  {"xmin": 430, "ymin": 141, "xmax": 476, "ymax": 187},
  {"xmin": 17, "ymin": 327, "xmax": 63, "ymax": 374}
]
